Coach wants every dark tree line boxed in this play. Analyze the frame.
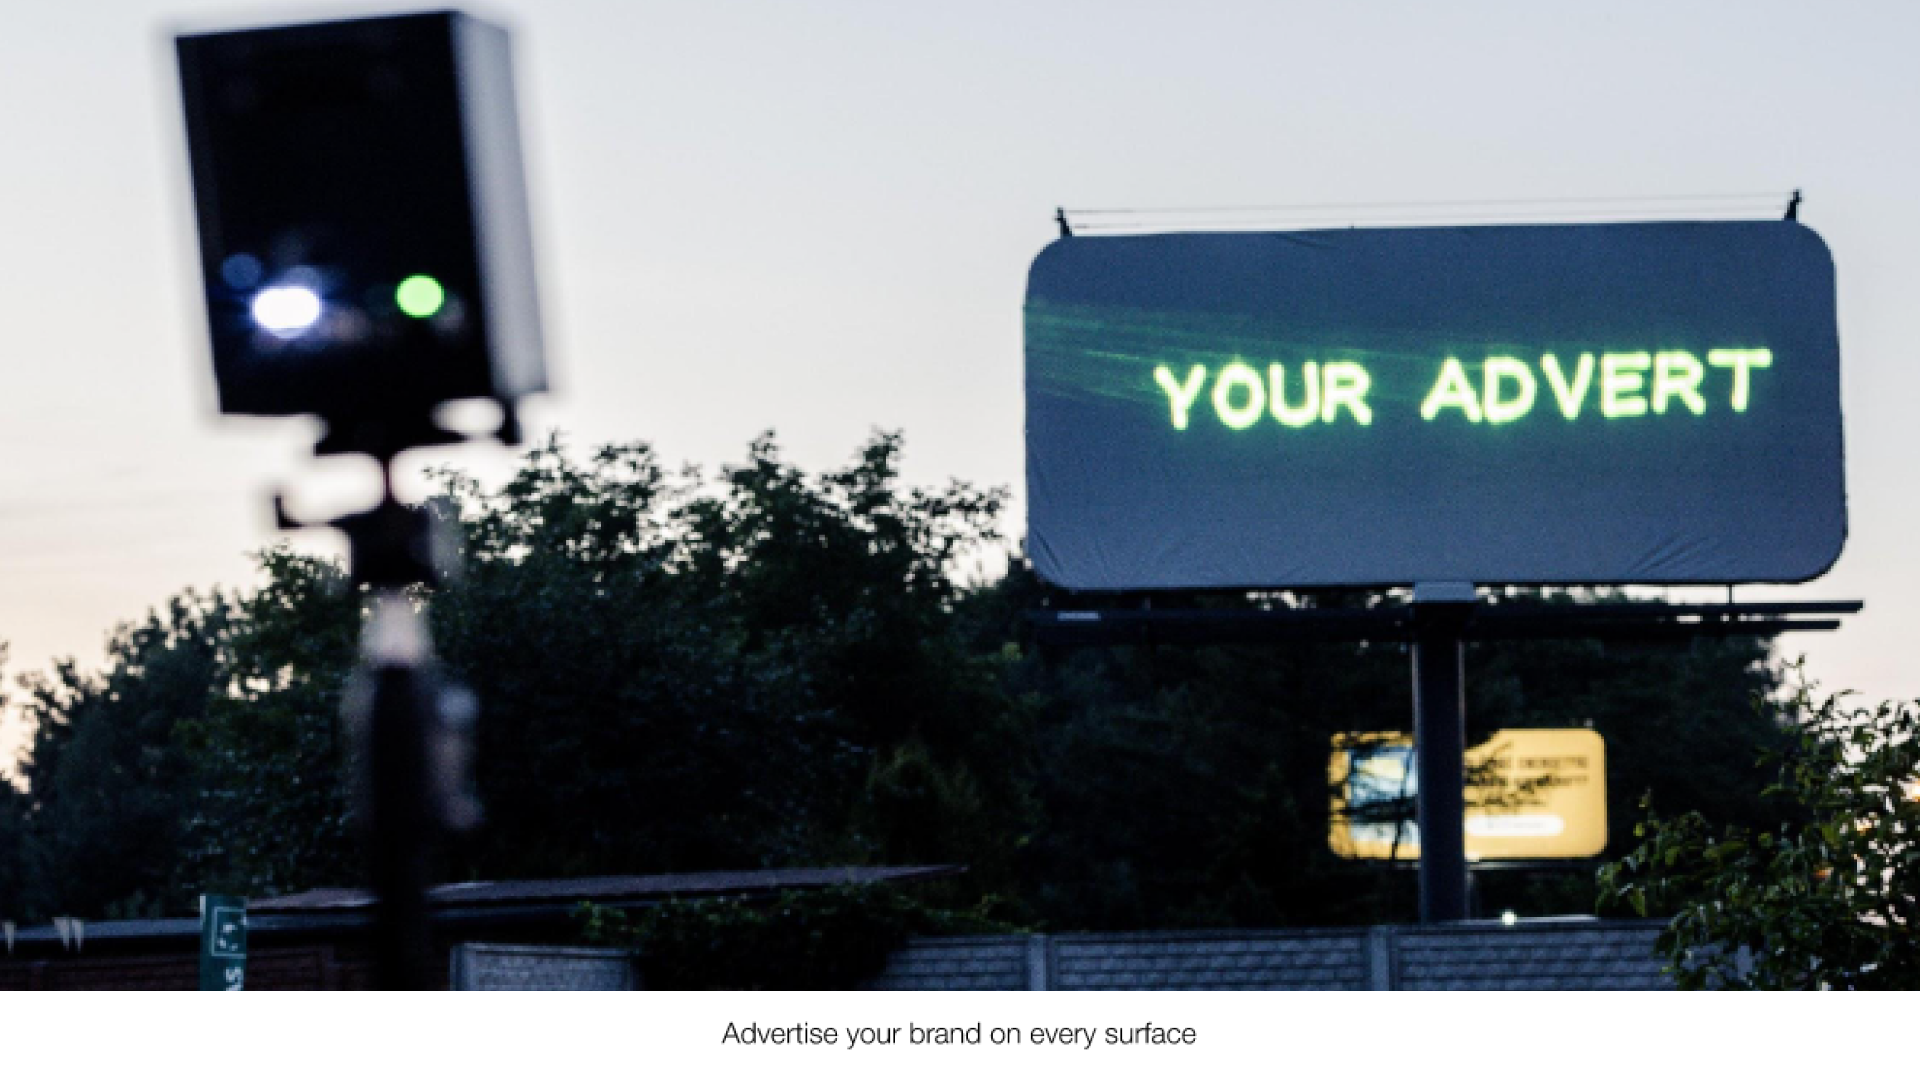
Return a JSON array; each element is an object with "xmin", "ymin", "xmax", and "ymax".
[{"xmin": 0, "ymin": 432, "xmax": 1791, "ymax": 928}]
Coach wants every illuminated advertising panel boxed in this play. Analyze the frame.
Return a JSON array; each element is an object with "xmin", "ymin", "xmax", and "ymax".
[
  {"xmin": 1328, "ymin": 729, "xmax": 1607, "ymax": 861},
  {"xmin": 1025, "ymin": 222, "xmax": 1844, "ymax": 589}
]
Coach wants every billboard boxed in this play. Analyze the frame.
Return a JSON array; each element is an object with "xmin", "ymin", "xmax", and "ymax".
[
  {"xmin": 1328, "ymin": 729, "xmax": 1607, "ymax": 861},
  {"xmin": 1025, "ymin": 222, "xmax": 1845, "ymax": 590}
]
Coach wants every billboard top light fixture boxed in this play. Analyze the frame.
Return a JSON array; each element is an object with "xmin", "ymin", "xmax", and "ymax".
[{"xmin": 1024, "ymin": 220, "xmax": 1845, "ymax": 590}]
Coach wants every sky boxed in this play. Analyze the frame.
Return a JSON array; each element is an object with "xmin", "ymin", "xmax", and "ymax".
[{"xmin": 2, "ymin": 0, "xmax": 1917, "ymax": 774}]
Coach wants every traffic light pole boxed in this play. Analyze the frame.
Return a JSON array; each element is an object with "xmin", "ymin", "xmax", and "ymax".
[{"xmin": 1411, "ymin": 584, "xmax": 1472, "ymax": 923}]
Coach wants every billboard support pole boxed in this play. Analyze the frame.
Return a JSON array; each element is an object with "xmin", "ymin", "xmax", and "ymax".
[{"xmin": 1412, "ymin": 582, "xmax": 1474, "ymax": 923}]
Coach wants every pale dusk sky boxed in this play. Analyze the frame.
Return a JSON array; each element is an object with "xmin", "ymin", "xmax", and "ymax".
[{"xmin": 3, "ymin": 1, "xmax": 1917, "ymax": 773}]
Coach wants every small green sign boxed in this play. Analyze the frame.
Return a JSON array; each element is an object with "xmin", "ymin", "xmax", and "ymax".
[{"xmin": 199, "ymin": 894, "xmax": 248, "ymax": 991}]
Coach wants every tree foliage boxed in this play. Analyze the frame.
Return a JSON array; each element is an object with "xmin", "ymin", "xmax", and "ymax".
[
  {"xmin": 1599, "ymin": 685, "xmax": 1920, "ymax": 989},
  {"xmin": 424, "ymin": 433, "xmax": 1021, "ymax": 887},
  {"xmin": 179, "ymin": 550, "xmax": 360, "ymax": 899},
  {"xmin": 576, "ymin": 885, "xmax": 1018, "ymax": 990},
  {"xmin": 975, "ymin": 580, "xmax": 1788, "ymax": 927},
  {"xmin": 2, "ymin": 431, "xmax": 1797, "ymax": 933},
  {"xmin": 4, "ymin": 597, "xmax": 228, "ymax": 918}
]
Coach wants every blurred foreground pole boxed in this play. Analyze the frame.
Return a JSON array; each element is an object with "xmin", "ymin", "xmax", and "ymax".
[
  {"xmin": 356, "ymin": 593, "xmax": 441, "ymax": 989},
  {"xmin": 336, "ymin": 477, "xmax": 475, "ymax": 989},
  {"xmin": 173, "ymin": 11, "xmax": 544, "ymax": 989}
]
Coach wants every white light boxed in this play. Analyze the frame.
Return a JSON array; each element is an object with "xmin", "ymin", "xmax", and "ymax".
[
  {"xmin": 251, "ymin": 285, "xmax": 322, "ymax": 336},
  {"xmin": 1500, "ymin": 910, "xmax": 1519, "ymax": 926}
]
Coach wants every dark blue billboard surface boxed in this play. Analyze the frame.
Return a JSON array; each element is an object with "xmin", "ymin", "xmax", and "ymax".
[{"xmin": 1025, "ymin": 221, "xmax": 1844, "ymax": 590}]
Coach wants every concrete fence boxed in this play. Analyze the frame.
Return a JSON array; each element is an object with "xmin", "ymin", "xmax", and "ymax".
[
  {"xmin": 450, "ymin": 942, "xmax": 637, "ymax": 990},
  {"xmin": 450, "ymin": 920, "xmax": 1671, "ymax": 991}
]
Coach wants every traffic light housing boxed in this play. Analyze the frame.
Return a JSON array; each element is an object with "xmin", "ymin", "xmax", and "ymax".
[{"xmin": 175, "ymin": 11, "xmax": 545, "ymax": 443}]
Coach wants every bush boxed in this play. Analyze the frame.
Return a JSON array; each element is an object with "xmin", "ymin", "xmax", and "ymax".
[
  {"xmin": 1598, "ymin": 685, "xmax": 1920, "ymax": 990},
  {"xmin": 578, "ymin": 885, "xmax": 1020, "ymax": 990}
]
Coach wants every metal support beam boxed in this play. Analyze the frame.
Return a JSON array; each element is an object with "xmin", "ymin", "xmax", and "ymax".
[
  {"xmin": 1028, "ymin": 598, "xmax": 1860, "ymax": 647},
  {"xmin": 1412, "ymin": 584, "xmax": 1473, "ymax": 923}
]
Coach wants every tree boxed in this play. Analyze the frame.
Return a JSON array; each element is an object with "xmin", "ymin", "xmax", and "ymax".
[
  {"xmin": 0, "ymin": 432, "xmax": 1804, "ymax": 931},
  {"xmin": 3, "ymin": 597, "xmax": 228, "ymax": 920},
  {"xmin": 176, "ymin": 550, "xmax": 359, "ymax": 899},
  {"xmin": 1457, "ymin": 599, "xmax": 1791, "ymax": 918},
  {"xmin": 1598, "ymin": 684, "xmax": 1920, "ymax": 989},
  {"xmin": 0, "ymin": 641, "xmax": 36, "ymax": 916},
  {"xmin": 174, "ymin": 431, "xmax": 1023, "ymax": 902},
  {"xmin": 969, "ymin": 578, "xmax": 1792, "ymax": 929}
]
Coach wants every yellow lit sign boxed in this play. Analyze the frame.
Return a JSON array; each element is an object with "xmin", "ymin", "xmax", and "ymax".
[{"xmin": 1329, "ymin": 728, "xmax": 1607, "ymax": 861}]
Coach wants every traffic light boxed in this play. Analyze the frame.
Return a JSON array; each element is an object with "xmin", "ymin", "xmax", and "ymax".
[{"xmin": 175, "ymin": 10, "xmax": 545, "ymax": 444}]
